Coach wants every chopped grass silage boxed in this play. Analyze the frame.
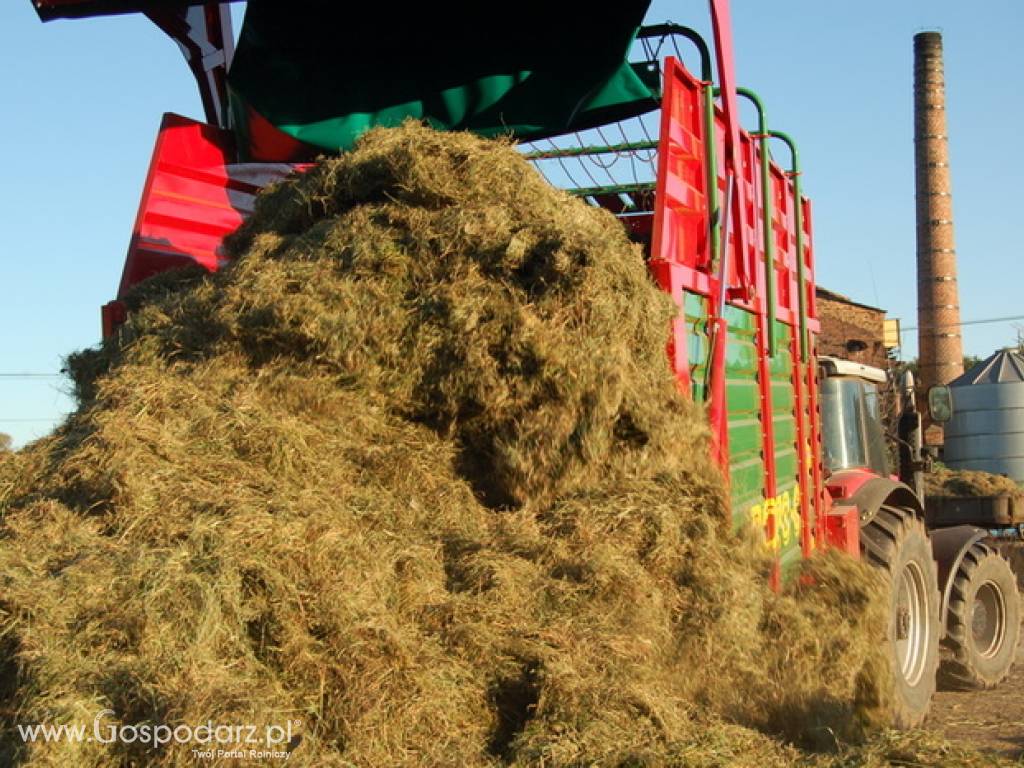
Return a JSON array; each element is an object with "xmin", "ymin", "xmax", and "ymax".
[
  {"xmin": 925, "ymin": 465, "xmax": 1023, "ymax": 500},
  {"xmin": 0, "ymin": 123, "xmax": 1010, "ymax": 767}
]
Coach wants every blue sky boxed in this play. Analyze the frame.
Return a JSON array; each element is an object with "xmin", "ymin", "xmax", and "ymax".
[{"xmin": 1, "ymin": 1, "xmax": 1022, "ymax": 447}]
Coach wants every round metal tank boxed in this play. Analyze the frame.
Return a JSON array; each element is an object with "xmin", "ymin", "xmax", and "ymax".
[{"xmin": 944, "ymin": 349, "xmax": 1024, "ymax": 481}]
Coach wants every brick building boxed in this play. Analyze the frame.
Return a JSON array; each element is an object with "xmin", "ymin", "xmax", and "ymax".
[{"xmin": 815, "ymin": 286, "xmax": 890, "ymax": 370}]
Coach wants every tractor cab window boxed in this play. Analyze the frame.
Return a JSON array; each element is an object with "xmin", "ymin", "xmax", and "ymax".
[{"xmin": 820, "ymin": 376, "xmax": 890, "ymax": 477}]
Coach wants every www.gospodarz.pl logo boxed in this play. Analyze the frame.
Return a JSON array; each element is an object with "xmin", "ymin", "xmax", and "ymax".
[{"xmin": 17, "ymin": 709, "xmax": 301, "ymax": 760}]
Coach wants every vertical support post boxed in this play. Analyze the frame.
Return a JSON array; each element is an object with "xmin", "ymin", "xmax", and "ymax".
[
  {"xmin": 767, "ymin": 129, "xmax": 815, "ymax": 554},
  {"xmin": 735, "ymin": 87, "xmax": 776, "ymax": 356},
  {"xmin": 703, "ymin": 87, "xmax": 721, "ymax": 273},
  {"xmin": 706, "ymin": 176, "xmax": 734, "ymax": 471},
  {"xmin": 768, "ymin": 130, "xmax": 807, "ymax": 362},
  {"xmin": 707, "ymin": 0, "xmax": 747, "ymax": 472}
]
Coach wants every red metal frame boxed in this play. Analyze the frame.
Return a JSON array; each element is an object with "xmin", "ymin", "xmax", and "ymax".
[
  {"xmin": 648, "ymin": 54, "xmax": 835, "ymax": 569},
  {"xmin": 708, "ymin": 0, "xmax": 747, "ymax": 281},
  {"xmin": 824, "ymin": 504, "xmax": 861, "ymax": 557},
  {"xmin": 649, "ymin": 59, "xmax": 710, "ymax": 398},
  {"xmin": 822, "ymin": 470, "xmax": 881, "ymax": 557},
  {"xmin": 825, "ymin": 468, "xmax": 878, "ymax": 504},
  {"xmin": 707, "ymin": 0, "xmax": 746, "ymax": 470},
  {"xmin": 113, "ymin": 113, "xmax": 305, "ymax": 313}
]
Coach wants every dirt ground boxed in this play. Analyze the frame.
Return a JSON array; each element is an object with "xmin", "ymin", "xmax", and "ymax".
[{"xmin": 929, "ymin": 640, "xmax": 1024, "ymax": 760}]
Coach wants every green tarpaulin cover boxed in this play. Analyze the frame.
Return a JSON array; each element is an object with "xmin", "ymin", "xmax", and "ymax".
[{"xmin": 228, "ymin": 1, "xmax": 657, "ymax": 157}]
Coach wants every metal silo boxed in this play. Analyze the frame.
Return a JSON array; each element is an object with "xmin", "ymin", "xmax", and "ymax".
[{"xmin": 944, "ymin": 349, "xmax": 1024, "ymax": 482}]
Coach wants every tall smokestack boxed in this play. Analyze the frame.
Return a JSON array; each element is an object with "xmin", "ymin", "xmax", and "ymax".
[{"xmin": 914, "ymin": 32, "xmax": 964, "ymax": 402}]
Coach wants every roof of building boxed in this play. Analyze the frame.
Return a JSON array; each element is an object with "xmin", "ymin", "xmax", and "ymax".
[
  {"xmin": 815, "ymin": 286, "xmax": 885, "ymax": 314},
  {"xmin": 951, "ymin": 348, "xmax": 1024, "ymax": 386}
]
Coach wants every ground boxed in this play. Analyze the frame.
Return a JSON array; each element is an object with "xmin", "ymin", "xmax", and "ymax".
[{"xmin": 929, "ymin": 643, "xmax": 1024, "ymax": 759}]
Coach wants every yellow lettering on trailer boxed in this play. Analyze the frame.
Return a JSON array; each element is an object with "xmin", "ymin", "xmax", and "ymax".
[{"xmin": 749, "ymin": 486, "xmax": 802, "ymax": 552}]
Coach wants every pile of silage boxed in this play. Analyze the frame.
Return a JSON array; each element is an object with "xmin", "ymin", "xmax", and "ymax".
[
  {"xmin": 925, "ymin": 465, "xmax": 1023, "ymax": 500},
  {"xmin": 0, "ymin": 123, "xmax": 1003, "ymax": 767}
]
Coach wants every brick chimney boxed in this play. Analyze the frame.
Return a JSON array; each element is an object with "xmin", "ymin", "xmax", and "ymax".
[{"xmin": 914, "ymin": 31, "xmax": 964, "ymax": 411}]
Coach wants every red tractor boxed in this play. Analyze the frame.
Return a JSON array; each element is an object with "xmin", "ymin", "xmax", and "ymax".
[
  {"xmin": 819, "ymin": 357, "xmax": 1021, "ymax": 717},
  {"xmin": 33, "ymin": 0, "xmax": 1021, "ymax": 726}
]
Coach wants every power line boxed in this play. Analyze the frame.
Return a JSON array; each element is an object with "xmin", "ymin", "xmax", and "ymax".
[
  {"xmin": 900, "ymin": 314, "xmax": 1024, "ymax": 334},
  {"xmin": 0, "ymin": 418, "xmax": 59, "ymax": 423},
  {"xmin": 0, "ymin": 373, "xmax": 63, "ymax": 379}
]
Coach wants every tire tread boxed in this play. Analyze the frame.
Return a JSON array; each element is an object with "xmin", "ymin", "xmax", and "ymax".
[
  {"xmin": 861, "ymin": 505, "xmax": 941, "ymax": 729},
  {"xmin": 941, "ymin": 543, "xmax": 1021, "ymax": 690}
]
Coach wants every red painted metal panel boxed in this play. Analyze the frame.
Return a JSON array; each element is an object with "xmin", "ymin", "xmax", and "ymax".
[
  {"xmin": 706, "ymin": 119, "xmax": 762, "ymax": 315},
  {"xmin": 651, "ymin": 60, "xmax": 710, "ymax": 278},
  {"xmin": 824, "ymin": 505, "xmax": 861, "ymax": 558},
  {"xmin": 650, "ymin": 58, "xmax": 711, "ymax": 399},
  {"xmin": 113, "ymin": 113, "xmax": 307, "ymax": 321},
  {"xmin": 803, "ymin": 198, "xmax": 817, "ymax": 325},
  {"xmin": 791, "ymin": 328, "xmax": 812, "ymax": 557},
  {"xmin": 769, "ymin": 165, "xmax": 793, "ymax": 316},
  {"xmin": 808, "ymin": 350, "xmax": 828, "ymax": 551},
  {"xmin": 101, "ymin": 300, "xmax": 127, "ymax": 339},
  {"xmin": 826, "ymin": 468, "xmax": 878, "ymax": 501}
]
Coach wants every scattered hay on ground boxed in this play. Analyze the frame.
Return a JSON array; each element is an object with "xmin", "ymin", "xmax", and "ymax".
[{"xmin": 0, "ymin": 123, "xmax": 1010, "ymax": 766}]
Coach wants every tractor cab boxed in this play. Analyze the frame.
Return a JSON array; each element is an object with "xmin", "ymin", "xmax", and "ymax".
[{"xmin": 818, "ymin": 356, "xmax": 890, "ymax": 478}]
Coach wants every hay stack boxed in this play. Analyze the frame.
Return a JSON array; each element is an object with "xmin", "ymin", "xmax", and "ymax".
[{"xmin": 0, "ymin": 124, "xmax": 1005, "ymax": 766}]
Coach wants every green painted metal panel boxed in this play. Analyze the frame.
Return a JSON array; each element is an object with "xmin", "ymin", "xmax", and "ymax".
[
  {"xmin": 684, "ymin": 292, "xmax": 709, "ymax": 404},
  {"xmin": 769, "ymin": 321, "xmax": 803, "ymax": 579},
  {"xmin": 773, "ymin": 419, "xmax": 796, "ymax": 446},
  {"xmin": 681, "ymin": 294, "xmax": 811, "ymax": 579},
  {"xmin": 727, "ymin": 386, "xmax": 760, "ymax": 418},
  {"xmin": 730, "ymin": 459, "xmax": 765, "ymax": 513},
  {"xmin": 771, "ymin": 384, "xmax": 795, "ymax": 411},
  {"xmin": 723, "ymin": 304, "xmax": 763, "ymax": 526},
  {"xmin": 775, "ymin": 452, "xmax": 799, "ymax": 482}
]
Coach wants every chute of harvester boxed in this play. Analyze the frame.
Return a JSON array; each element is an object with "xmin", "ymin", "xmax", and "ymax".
[
  {"xmin": 33, "ymin": 0, "xmax": 215, "ymax": 19},
  {"xmin": 35, "ymin": 0, "xmax": 659, "ymax": 162},
  {"xmin": 228, "ymin": 2, "xmax": 657, "ymax": 159}
]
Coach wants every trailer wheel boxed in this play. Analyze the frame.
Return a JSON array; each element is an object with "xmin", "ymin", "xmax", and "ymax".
[
  {"xmin": 861, "ymin": 505, "xmax": 941, "ymax": 728},
  {"xmin": 942, "ymin": 543, "xmax": 1021, "ymax": 689}
]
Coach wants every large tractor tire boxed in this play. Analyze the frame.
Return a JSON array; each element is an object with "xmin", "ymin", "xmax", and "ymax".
[
  {"xmin": 942, "ymin": 542, "xmax": 1021, "ymax": 689},
  {"xmin": 861, "ymin": 505, "xmax": 941, "ymax": 728}
]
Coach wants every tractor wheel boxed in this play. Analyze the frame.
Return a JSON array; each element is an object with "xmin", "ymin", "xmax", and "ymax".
[
  {"xmin": 861, "ymin": 505, "xmax": 941, "ymax": 728},
  {"xmin": 942, "ymin": 542, "xmax": 1021, "ymax": 689}
]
